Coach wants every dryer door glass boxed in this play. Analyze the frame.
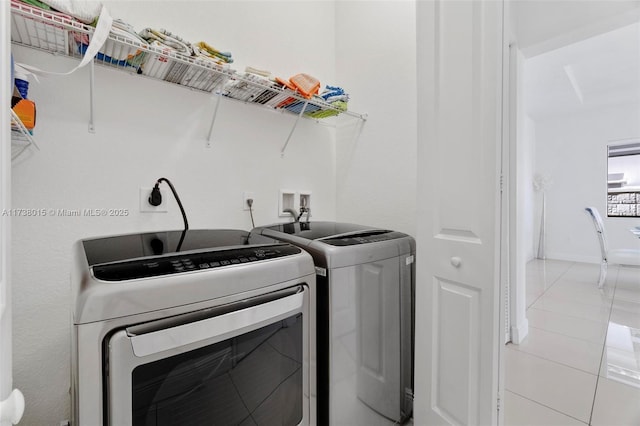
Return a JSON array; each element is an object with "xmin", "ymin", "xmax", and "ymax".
[{"xmin": 131, "ymin": 313, "xmax": 303, "ymax": 426}]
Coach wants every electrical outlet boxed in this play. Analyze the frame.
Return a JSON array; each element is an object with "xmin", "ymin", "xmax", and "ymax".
[
  {"xmin": 279, "ymin": 189, "xmax": 296, "ymax": 217},
  {"xmin": 140, "ymin": 187, "xmax": 168, "ymax": 213},
  {"xmin": 243, "ymin": 191, "xmax": 255, "ymax": 211},
  {"xmin": 299, "ymin": 191, "xmax": 311, "ymax": 216}
]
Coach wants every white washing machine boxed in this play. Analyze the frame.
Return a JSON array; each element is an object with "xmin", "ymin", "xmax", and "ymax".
[
  {"xmin": 252, "ymin": 222, "xmax": 415, "ymax": 425},
  {"xmin": 71, "ymin": 229, "xmax": 316, "ymax": 426}
]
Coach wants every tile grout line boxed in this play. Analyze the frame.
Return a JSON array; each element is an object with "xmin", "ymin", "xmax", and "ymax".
[
  {"xmin": 521, "ymin": 261, "xmax": 605, "ymax": 425},
  {"xmin": 526, "ymin": 303, "xmax": 611, "ymax": 325},
  {"xmin": 526, "ymin": 323, "xmax": 605, "ymax": 348},
  {"xmin": 505, "ymin": 389, "xmax": 589, "ymax": 425},
  {"xmin": 588, "ymin": 265, "xmax": 619, "ymax": 426},
  {"xmin": 522, "ymin": 261, "xmax": 630, "ymax": 426},
  {"xmin": 525, "ymin": 261, "xmax": 576, "ymax": 308},
  {"xmin": 527, "ymin": 263, "xmax": 617, "ymax": 325},
  {"xmin": 507, "ymin": 344, "xmax": 601, "ymax": 377}
]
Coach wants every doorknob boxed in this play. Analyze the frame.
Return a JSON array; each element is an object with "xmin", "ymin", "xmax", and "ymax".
[
  {"xmin": 450, "ymin": 257, "xmax": 462, "ymax": 267},
  {"xmin": 0, "ymin": 389, "xmax": 25, "ymax": 425}
]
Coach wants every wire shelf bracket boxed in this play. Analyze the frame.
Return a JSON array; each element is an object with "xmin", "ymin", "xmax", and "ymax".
[
  {"xmin": 206, "ymin": 76, "xmax": 230, "ymax": 147},
  {"xmin": 280, "ymin": 100, "xmax": 309, "ymax": 158}
]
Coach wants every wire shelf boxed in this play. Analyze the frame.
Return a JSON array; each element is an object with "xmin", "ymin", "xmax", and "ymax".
[
  {"xmin": 10, "ymin": 109, "xmax": 39, "ymax": 161},
  {"xmin": 9, "ymin": 1, "xmax": 365, "ymax": 155},
  {"xmin": 10, "ymin": 1, "xmax": 364, "ymax": 121}
]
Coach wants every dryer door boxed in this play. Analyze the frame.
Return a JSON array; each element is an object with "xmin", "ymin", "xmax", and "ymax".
[{"xmin": 106, "ymin": 285, "xmax": 309, "ymax": 426}]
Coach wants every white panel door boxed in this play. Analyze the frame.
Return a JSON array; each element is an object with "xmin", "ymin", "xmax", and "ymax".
[{"xmin": 415, "ymin": 1, "xmax": 504, "ymax": 425}]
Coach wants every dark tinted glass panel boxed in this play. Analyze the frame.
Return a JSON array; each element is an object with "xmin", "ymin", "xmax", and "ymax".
[
  {"xmin": 263, "ymin": 221, "xmax": 378, "ymax": 240},
  {"xmin": 83, "ymin": 229, "xmax": 279, "ymax": 266},
  {"xmin": 92, "ymin": 245, "xmax": 300, "ymax": 281},
  {"xmin": 132, "ymin": 314, "xmax": 303, "ymax": 426},
  {"xmin": 321, "ymin": 231, "xmax": 406, "ymax": 246}
]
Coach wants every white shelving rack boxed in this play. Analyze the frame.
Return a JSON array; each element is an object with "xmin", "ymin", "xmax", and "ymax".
[
  {"xmin": 10, "ymin": 109, "xmax": 38, "ymax": 161},
  {"xmin": 9, "ymin": 1, "xmax": 366, "ymax": 155}
]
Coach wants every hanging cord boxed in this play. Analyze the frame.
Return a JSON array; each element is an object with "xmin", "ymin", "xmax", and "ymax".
[
  {"xmin": 149, "ymin": 177, "xmax": 189, "ymax": 251},
  {"xmin": 247, "ymin": 199, "xmax": 255, "ymax": 228}
]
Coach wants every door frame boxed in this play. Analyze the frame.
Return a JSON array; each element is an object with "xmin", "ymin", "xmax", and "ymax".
[{"xmin": 1, "ymin": 0, "xmax": 14, "ymax": 406}]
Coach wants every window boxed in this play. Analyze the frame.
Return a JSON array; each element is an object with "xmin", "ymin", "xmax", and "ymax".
[{"xmin": 607, "ymin": 140, "xmax": 640, "ymax": 217}]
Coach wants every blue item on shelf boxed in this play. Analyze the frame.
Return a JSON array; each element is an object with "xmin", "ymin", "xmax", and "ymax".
[
  {"xmin": 15, "ymin": 78, "xmax": 29, "ymax": 99},
  {"xmin": 79, "ymin": 43, "xmax": 141, "ymax": 72},
  {"xmin": 285, "ymin": 100, "xmax": 321, "ymax": 114}
]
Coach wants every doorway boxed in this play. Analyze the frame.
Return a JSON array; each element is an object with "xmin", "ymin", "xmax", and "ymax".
[{"xmin": 505, "ymin": 3, "xmax": 640, "ymax": 424}]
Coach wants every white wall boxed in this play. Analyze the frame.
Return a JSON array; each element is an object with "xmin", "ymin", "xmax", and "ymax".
[
  {"xmin": 334, "ymin": 0, "xmax": 417, "ymax": 236},
  {"xmin": 11, "ymin": 2, "xmax": 338, "ymax": 424},
  {"xmin": 533, "ymin": 104, "xmax": 640, "ymax": 263}
]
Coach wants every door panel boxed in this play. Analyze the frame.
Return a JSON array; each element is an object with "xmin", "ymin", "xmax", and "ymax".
[
  {"xmin": 433, "ymin": 279, "xmax": 480, "ymax": 425},
  {"xmin": 415, "ymin": 0, "xmax": 504, "ymax": 425}
]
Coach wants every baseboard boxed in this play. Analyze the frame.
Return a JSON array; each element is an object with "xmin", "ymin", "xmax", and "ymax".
[{"xmin": 510, "ymin": 318, "xmax": 529, "ymax": 344}]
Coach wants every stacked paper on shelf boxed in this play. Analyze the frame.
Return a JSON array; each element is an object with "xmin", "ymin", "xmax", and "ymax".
[
  {"xmin": 138, "ymin": 28, "xmax": 227, "ymax": 92},
  {"xmin": 138, "ymin": 28, "xmax": 193, "ymax": 80},
  {"xmin": 223, "ymin": 67, "xmax": 285, "ymax": 104}
]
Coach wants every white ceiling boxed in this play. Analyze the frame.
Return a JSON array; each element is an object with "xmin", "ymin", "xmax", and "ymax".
[
  {"xmin": 513, "ymin": 0, "xmax": 640, "ymax": 121},
  {"xmin": 524, "ymin": 21, "xmax": 640, "ymax": 120},
  {"xmin": 512, "ymin": 0, "xmax": 640, "ymax": 58}
]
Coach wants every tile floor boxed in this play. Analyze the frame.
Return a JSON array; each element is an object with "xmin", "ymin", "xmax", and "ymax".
[{"xmin": 504, "ymin": 259, "xmax": 640, "ymax": 426}]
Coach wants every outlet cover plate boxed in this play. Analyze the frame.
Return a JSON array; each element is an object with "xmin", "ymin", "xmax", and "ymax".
[{"xmin": 243, "ymin": 191, "xmax": 255, "ymax": 211}]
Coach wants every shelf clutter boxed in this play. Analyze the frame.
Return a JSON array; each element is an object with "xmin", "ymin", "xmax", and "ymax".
[
  {"xmin": 9, "ymin": 0, "xmax": 366, "ymax": 126},
  {"xmin": 11, "ymin": 108, "xmax": 39, "ymax": 161},
  {"xmin": 10, "ymin": 44, "xmax": 38, "ymax": 161}
]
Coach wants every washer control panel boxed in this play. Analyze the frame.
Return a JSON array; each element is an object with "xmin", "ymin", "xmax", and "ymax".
[
  {"xmin": 92, "ymin": 244, "xmax": 301, "ymax": 281},
  {"xmin": 321, "ymin": 231, "xmax": 406, "ymax": 246}
]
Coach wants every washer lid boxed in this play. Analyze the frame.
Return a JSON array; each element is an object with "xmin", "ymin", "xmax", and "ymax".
[
  {"xmin": 261, "ymin": 221, "xmax": 380, "ymax": 240},
  {"xmin": 81, "ymin": 229, "xmax": 279, "ymax": 266},
  {"xmin": 259, "ymin": 221, "xmax": 410, "ymax": 246}
]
